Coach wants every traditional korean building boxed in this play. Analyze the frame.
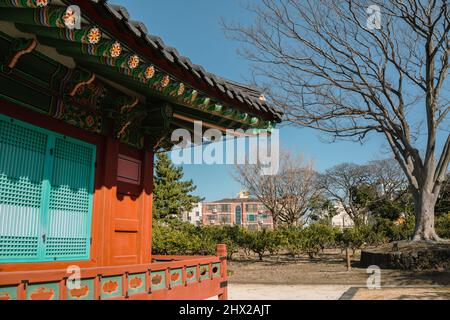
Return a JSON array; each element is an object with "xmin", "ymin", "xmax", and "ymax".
[{"xmin": 0, "ymin": 1, "xmax": 281, "ymax": 300}]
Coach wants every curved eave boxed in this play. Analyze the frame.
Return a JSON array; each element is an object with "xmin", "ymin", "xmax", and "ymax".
[{"xmin": 66, "ymin": 0, "xmax": 283, "ymax": 123}]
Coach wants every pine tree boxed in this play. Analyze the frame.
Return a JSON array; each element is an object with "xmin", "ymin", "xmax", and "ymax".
[{"xmin": 153, "ymin": 152, "xmax": 202, "ymax": 221}]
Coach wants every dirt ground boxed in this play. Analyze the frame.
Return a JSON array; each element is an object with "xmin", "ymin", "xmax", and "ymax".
[{"xmin": 227, "ymin": 249, "xmax": 450, "ymax": 287}]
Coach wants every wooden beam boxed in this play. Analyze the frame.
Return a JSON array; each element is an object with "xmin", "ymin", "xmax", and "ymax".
[
  {"xmin": 173, "ymin": 113, "xmax": 250, "ymax": 137},
  {"xmin": 17, "ymin": 24, "xmax": 103, "ymax": 45},
  {"xmin": 77, "ymin": 61, "xmax": 258, "ymax": 130},
  {"xmin": 4, "ymin": 38, "xmax": 37, "ymax": 69},
  {"xmin": 0, "ymin": 0, "xmax": 49, "ymax": 9},
  {"xmin": 0, "ymin": 7, "xmax": 66, "ymax": 28}
]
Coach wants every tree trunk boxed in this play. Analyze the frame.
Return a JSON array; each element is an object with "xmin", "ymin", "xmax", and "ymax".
[
  {"xmin": 271, "ymin": 211, "xmax": 278, "ymax": 230},
  {"xmin": 412, "ymin": 189, "xmax": 441, "ymax": 241}
]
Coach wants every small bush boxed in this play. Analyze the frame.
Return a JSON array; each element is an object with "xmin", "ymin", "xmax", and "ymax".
[
  {"xmin": 201, "ymin": 225, "xmax": 242, "ymax": 259},
  {"xmin": 267, "ymin": 229, "xmax": 288, "ymax": 256},
  {"xmin": 372, "ymin": 216, "xmax": 415, "ymax": 242},
  {"xmin": 436, "ymin": 213, "xmax": 450, "ymax": 239},
  {"xmin": 245, "ymin": 229, "xmax": 282, "ymax": 261},
  {"xmin": 336, "ymin": 225, "xmax": 386, "ymax": 254},
  {"xmin": 153, "ymin": 221, "xmax": 215, "ymax": 255},
  {"xmin": 153, "ymin": 215, "xmax": 449, "ymax": 261},
  {"xmin": 283, "ymin": 227, "xmax": 303, "ymax": 257},
  {"xmin": 301, "ymin": 224, "xmax": 337, "ymax": 259}
]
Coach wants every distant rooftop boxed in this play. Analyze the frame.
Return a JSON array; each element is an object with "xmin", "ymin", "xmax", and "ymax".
[{"xmin": 207, "ymin": 197, "xmax": 260, "ymax": 204}]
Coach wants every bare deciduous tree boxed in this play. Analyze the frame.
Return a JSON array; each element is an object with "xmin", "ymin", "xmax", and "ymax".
[
  {"xmin": 233, "ymin": 160, "xmax": 283, "ymax": 228},
  {"xmin": 278, "ymin": 153, "xmax": 320, "ymax": 226},
  {"xmin": 319, "ymin": 163, "xmax": 371, "ymax": 226},
  {"xmin": 224, "ymin": 0, "xmax": 449, "ymax": 240},
  {"xmin": 233, "ymin": 151, "xmax": 319, "ymax": 228},
  {"xmin": 308, "ymin": 195, "xmax": 339, "ymax": 225},
  {"xmin": 367, "ymin": 159, "xmax": 408, "ymax": 200}
]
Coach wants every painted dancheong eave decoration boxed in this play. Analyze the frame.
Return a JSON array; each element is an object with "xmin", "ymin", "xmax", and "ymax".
[{"xmin": 0, "ymin": 0, "xmax": 282, "ymax": 152}]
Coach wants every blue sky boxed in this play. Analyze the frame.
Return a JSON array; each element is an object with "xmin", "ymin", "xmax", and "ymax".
[{"xmin": 113, "ymin": 0, "xmax": 407, "ymax": 201}]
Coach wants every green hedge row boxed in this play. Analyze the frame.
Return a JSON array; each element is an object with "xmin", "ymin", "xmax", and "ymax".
[{"xmin": 152, "ymin": 214, "xmax": 450, "ymax": 260}]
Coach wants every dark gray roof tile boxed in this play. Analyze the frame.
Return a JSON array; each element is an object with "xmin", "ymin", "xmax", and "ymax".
[
  {"xmin": 108, "ymin": 4, "xmax": 130, "ymax": 20},
  {"xmin": 161, "ymin": 49, "xmax": 175, "ymax": 63},
  {"xmin": 124, "ymin": 21, "xmax": 142, "ymax": 37},
  {"xmin": 148, "ymin": 35, "xmax": 164, "ymax": 49},
  {"xmin": 203, "ymin": 75, "xmax": 214, "ymax": 87},
  {"xmin": 250, "ymin": 101, "xmax": 260, "ymax": 111},
  {"xmin": 143, "ymin": 34, "xmax": 159, "ymax": 49},
  {"xmin": 94, "ymin": 1, "xmax": 282, "ymax": 121},
  {"xmin": 130, "ymin": 20, "xmax": 148, "ymax": 34},
  {"xmin": 216, "ymin": 84, "xmax": 226, "ymax": 93},
  {"xmin": 104, "ymin": 3, "xmax": 124, "ymax": 19}
]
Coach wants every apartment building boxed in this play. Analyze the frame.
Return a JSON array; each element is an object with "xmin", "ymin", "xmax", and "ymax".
[
  {"xmin": 202, "ymin": 197, "xmax": 273, "ymax": 230},
  {"xmin": 182, "ymin": 203, "xmax": 203, "ymax": 226}
]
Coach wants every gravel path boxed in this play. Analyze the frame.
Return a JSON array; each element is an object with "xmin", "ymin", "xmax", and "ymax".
[{"xmin": 228, "ymin": 284, "xmax": 350, "ymax": 300}]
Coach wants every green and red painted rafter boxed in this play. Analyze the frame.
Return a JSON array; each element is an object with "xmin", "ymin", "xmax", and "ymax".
[
  {"xmin": 0, "ymin": 0, "xmax": 49, "ymax": 8},
  {"xmin": 0, "ymin": 1, "xmax": 275, "ymax": 131}
]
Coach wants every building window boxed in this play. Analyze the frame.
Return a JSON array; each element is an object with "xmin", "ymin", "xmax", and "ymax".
[
  {"xmin": 188, "ymin": 216, "xmax": 192, "ymax": 222},
  {"xmin": 219, "ymin": 214, "xmax": 231, "ymax": 223},
  {"xmin": 0, "ymin": 115, "xmax": 96, "ymax": 263},
  {"xmin": 247, "ymin": 214, "xmax": 256, "ymax": 222},
  {"xmin": 196, "ymin": 211, "xmax": 200, "ymax": 217},
  {"xmin": 219, "ymin": 204, "xmax": 230, "ymax": 213},
  {"xmin": 246, "ymin": 204, "xmax": 258, "ymax": 212}
]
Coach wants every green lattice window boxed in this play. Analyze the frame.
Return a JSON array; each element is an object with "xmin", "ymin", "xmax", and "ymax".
[{"xmin": 0, "ymin": 115, "xmax": 96, "ymax": 263}]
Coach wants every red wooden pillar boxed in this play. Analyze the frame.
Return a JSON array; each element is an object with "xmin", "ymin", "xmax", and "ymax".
[
  {"xmin": 216, "ymin": 244, "xmax": 228, "ymax": 300},
  {"xmin": 141, "ymin": 150, "xmax": 153, "ymax": 264},
  {"xmin": 102, "ymin": 137, "xmax": 119, "ymax": 266}
]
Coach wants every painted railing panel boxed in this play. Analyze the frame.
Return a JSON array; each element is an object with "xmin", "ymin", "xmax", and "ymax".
[{"xmin": 0, "ymin": 245, "xmax": 228, "ymax": 300}]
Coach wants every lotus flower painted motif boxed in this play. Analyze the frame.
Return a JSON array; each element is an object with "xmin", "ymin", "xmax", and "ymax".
[
  {"xmin": 30, "ymin": 287, "xmax": 55, "ymax": 300},
  {"xmin": 102, "ymin": 280, "xmax": 119, "ymax": 294},
  {"xmin": 69, "ymin": 285, "xmax": 90, "ymax": 300},
  {"xmin": 151, "ymin": 274, "xmax": 163, "ymax": 285}
]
